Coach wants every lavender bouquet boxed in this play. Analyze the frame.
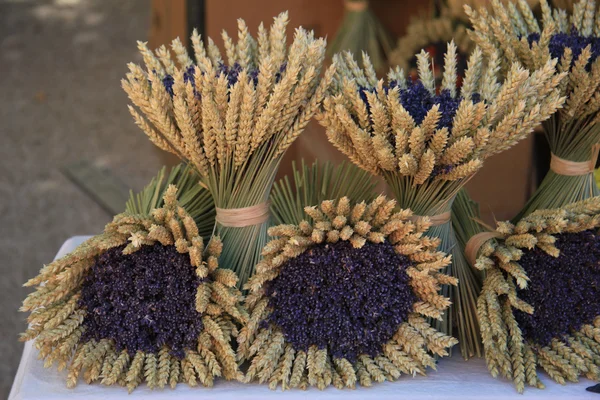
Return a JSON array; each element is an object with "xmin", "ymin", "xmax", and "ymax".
[
  {"xmin": 467, "ymin": 0, "xmax": 600, "ymax": 220},
  {"xmin": 123, "ymin": 12, "xmax": 335, "ymax": 288},
  {"xmin": 238, "ymin": 196, "xmax": 457, "ymax": 389},
  {"xmin": 20, "ymin": 186, "xmax": 246, "ymax": 391},
  {"xmin": 316, "ymin": 43, "xmax": 565, "ymax": 358},
  {"xmin": 467, "ymin": 197, "xmax": 600, "ymax": 392}
]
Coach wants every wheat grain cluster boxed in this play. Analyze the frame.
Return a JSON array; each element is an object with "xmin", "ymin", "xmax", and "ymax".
[
  {"xmin": 466, "ymin": 0, "xmax": 600, "ymax": 124},
  {"xmin": 318, "ymin": 42, "xmax": 564, "ymax": 183},
  {"xmin": 124, "ymin": 12, "xmax": 334, "ymax": 173}
]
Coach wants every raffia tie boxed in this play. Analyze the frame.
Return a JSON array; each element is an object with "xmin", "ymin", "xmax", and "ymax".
[
  {"xmin": 550, "ymin": 145, "xmax": 600, "ymax": 176},
  {"xmin": 345, "ymin": 0, "xmax": 368, "ymax": 12},
  {"xmin": 409, "ymin": 211, "xmax": 452, "ymax": 227},
  {"xmin": 216, "ymin": 202, "xmax": 270, "ymax": 228},
  {"xmin": 465, "ymin": 232, "xmax": 502, "ymax": 267}
]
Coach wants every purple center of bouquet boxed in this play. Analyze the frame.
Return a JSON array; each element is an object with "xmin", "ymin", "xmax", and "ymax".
[
  {"xmin": 263, "ymin": 240, "xmax": 416, "ymax": 362},
  {"xmin": 79, "ymin": 244, "xmax": 204, "ymax": 358},
  {"xmin": 359, "ymin": 82, "xmax": 480, "ymax": 131},
  {"xmin": 161, "ymin": 62, "xmax": 286, "ymax": 97},
  {"xmin": 514, "ymin": 229, "xmax": 600, "ymax": 346},
  {"xmin": 528, "ymin": 31, "xmax": 600, "ymax": 69}
]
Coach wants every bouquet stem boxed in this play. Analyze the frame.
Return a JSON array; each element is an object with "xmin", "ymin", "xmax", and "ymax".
[
  {"xmin": 216, "ymin": 218, "xmax": 271, "ymax": 290},
  {"xmin": 207, "ymin": 146, "xmax": 280, "ymax": 289}
]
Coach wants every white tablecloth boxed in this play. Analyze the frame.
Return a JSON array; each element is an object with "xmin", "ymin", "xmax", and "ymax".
[{"xmin": 9, "ymin": 236, "xmax": 599, "ymax": 399}]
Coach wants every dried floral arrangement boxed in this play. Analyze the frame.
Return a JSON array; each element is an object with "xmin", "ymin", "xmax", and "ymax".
[
  {"xmin": 123, "ymin": 12, "xmax": 335, "ymax": 288},
  {"xmin": 463, "ymin": 197, "xmax": 600, "ymax": 392},
  {"xmin": 238, "ymin": 196, "xmax": 458, "ymax": 389},
  {"xmin": 125, "ymin": 162, "xmax": 215, "ymax": 241},
  {"xmin": 316, "ymin": 42, "xmax": 565, "ymax": 358},
  {"xmin": 466, "ymin": 0, "xmax": 600, "ymax": 220},
  {"xmin": 327, "ymin": 0, "xmax": 394, "ymax": 72},
  {"xmin": 271, "ymin": 159, "xmax": 377, "ymax": 225},
  {"xmin": 20, "ymin": 186, "xmax": 246, "ymax": 392}
]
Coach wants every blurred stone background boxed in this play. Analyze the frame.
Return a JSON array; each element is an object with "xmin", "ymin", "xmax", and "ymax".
[{"xmin": 0, "ymin": 0, "xmax": 162, "ymax": 396}]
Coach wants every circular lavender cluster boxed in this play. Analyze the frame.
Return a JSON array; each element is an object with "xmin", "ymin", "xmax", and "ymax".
[
  {"xmin": 528, "ymin": 31, "xmax": 600, "ymax": 69},
  {"xmin": 514, "ymin": 229, "xmax": 600, "ymax": 346},
  {"xmin": 79, "ymin": 244, "xmax": 204, "ymax": 358},
  {"xmin": 264, "ymin": 240, "xmax": 417, "ymax": 362}
]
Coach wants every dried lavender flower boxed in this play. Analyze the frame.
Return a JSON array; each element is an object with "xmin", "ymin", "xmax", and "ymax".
[
  {"xmin": 317, "ymin": 41, "xmax": 564, "ymax": 359},
  {"xmin": 264, "ymin": 240, "xmax": 416, "ymax": 362},
  {"xmin": 239, "ymin": 196, "xmax": 458, "ymax": 390},
  {"xmin": 513, "ymin": 229, "xmax": 600, "ymax": 347},
  {"xmin": 79, "ymin": 244, "xmax": 205, "ymax": 359},
  {"xmin": 20, "ymin": 186, "xmax": 246, "ymax": 391},
  {"xmin": 472, "ymin": 196, "xmax": 600, "ymax": 392}
]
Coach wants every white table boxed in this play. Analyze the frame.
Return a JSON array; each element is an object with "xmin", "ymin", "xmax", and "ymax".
[{"xmin": 9, "ymin": 236, "xmax": 599, "ymax": 399}]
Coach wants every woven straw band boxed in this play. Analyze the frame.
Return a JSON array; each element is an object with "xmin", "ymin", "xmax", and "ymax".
[
  {"xmin": 216, "ymin": 202, "xmax": 270, "ymax": 228},
  {"xmin": 409, "ymin": 211, "xmax": 452, "ymax": 227},
  {"xmin": 465, "ymin": 231, "xmax": 502, "ymax": 267},
  {"xmin": 345, "ymin": 0, "xmax": 368, "ymax": 11},
  {"xmin": 550, "ymin": 145, "xmax": 600, "ymax": 176}
]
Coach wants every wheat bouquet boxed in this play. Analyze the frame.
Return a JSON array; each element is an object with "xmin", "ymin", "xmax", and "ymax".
[
  {"xmin": 467, "ymin": 0, "xmax": 600, "ymax": 220},
  {"xmin": 21, "ymin": 184, "xmax": 246, "ymax": 392},
  {"xmin": 123, "ymin": 12, "xmax": 335, "ymax": 287},
  {"xmin": 463, "ymin": 197, "xmax": 600, "ymax": 392},
  {"xmin": 238, "ymin": 196, "xmax": 457, "ymax": 389},
  {"xmin": 316, "ymin": 43, "xmax": 564, "ymax": 358}
]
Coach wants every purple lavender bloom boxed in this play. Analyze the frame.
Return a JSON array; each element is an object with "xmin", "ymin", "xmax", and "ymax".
[
  {"xmin": 527, "ymin": 31, "xmax": 600, "ymax": 70},
  {"xmin": 513, "ymin": 229, "xmax": 600, "ymax": 346},
  {"xmin": 400, "ymin": 83, "xmax": 461, "ymax": 129},
  {"xmin": 431, "ymin": 164, "xmax": 454, "ymax": 177},
  {"xmin": 275, "ymin": 62, "xmax": 287, "ymax": 83},
  {"xmin": 159, "ymin": 62, "xmax": 284, "ymax": 98},
  {"xmin": 162, "ymin": 75, "xmax": 175, "ymax": 97},
  {"xmin": 79, "ymin": 244, "xmax": 205, "ymax": 359},
  {"xmin": 183, "ymin": 64, "xmax": 196, "ymax": 86},
  {"xmin": 263, "ymin": 240, "xmax": 416, "ymax": 362},
  {"xmin": 359, "ymin": 81, "xmax": 473, "ymax": 131}
]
